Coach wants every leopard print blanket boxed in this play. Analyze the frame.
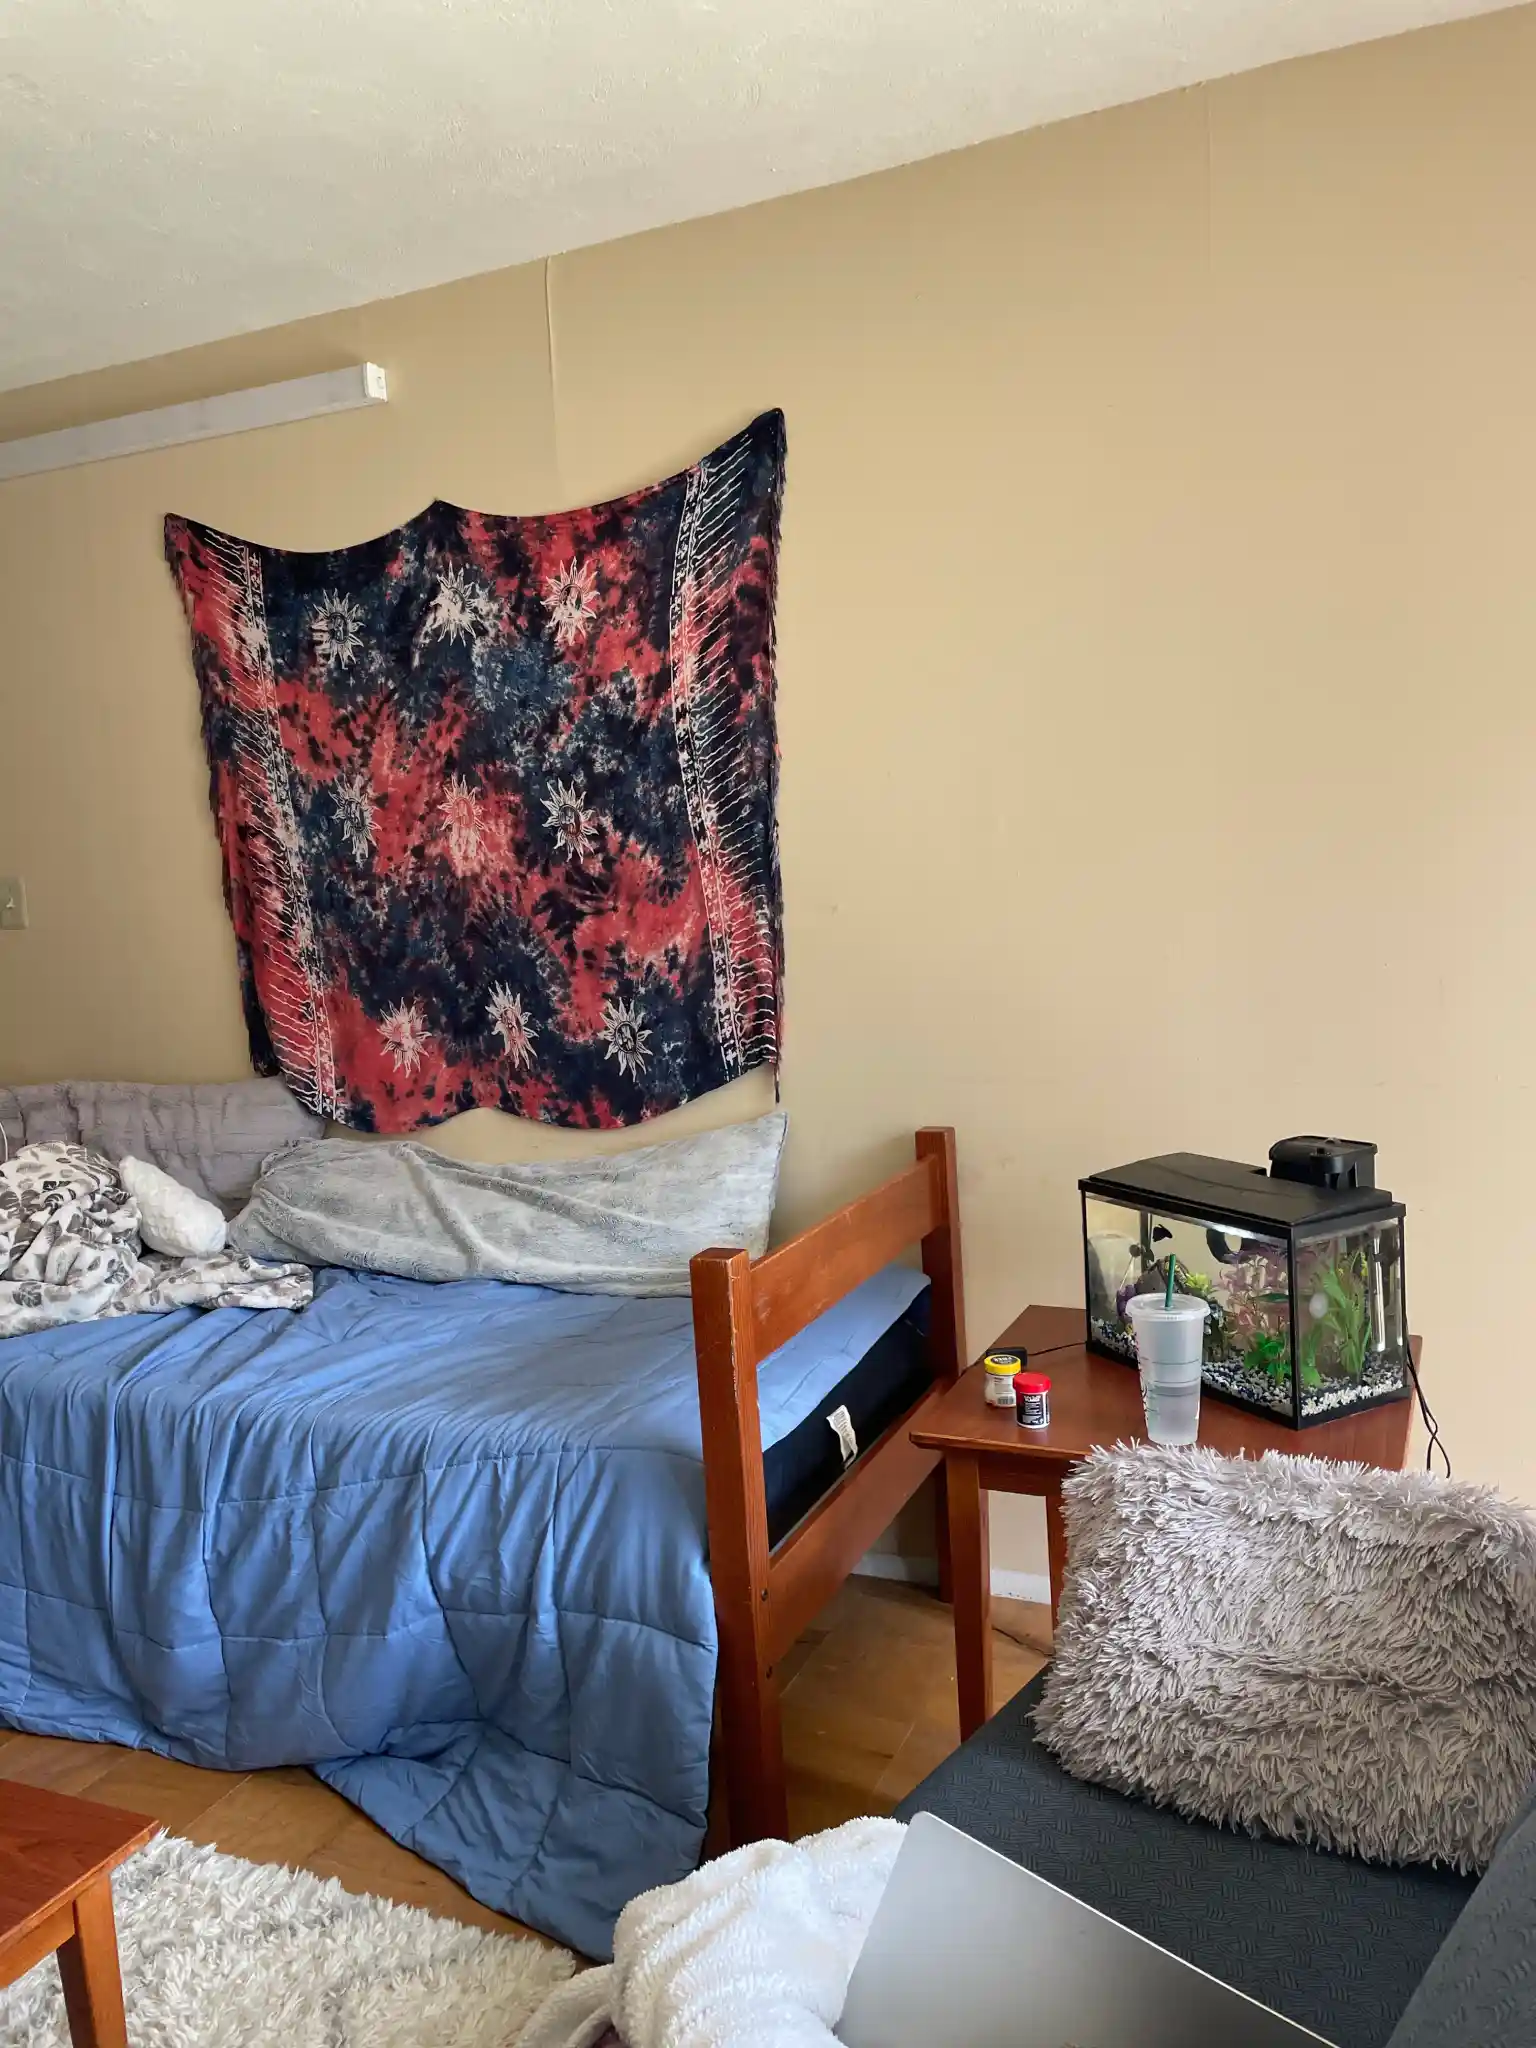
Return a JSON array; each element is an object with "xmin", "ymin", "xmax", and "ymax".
[{"xmin": 0, "ymin": 1141, "xmax": 310, "ymax": 1338}]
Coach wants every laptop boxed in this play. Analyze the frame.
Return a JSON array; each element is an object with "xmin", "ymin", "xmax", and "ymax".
[{"xmin": 837, "ymin": 1812, "xmax": 1333, "ymax": 2048}]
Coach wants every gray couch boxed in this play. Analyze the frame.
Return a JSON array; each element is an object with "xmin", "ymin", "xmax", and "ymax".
[{"xmin": 897, "ymin": 1671, "xmax": 1532, "ymax": 2048}]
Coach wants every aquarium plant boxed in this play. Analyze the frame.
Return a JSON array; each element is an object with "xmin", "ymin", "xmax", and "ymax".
[{"xmin": 1297, "ymin": 1248, "xmax": 1373, "ymax": 1384}]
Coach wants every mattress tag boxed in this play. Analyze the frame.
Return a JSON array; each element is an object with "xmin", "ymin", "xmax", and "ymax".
[{"xmin": 827, "ymin": 1404, "xmax": 858, "ymax": 1467}]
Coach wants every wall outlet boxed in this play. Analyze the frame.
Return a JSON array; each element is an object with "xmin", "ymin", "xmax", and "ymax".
[{"xmin": 0, "ymin": 877, "xmax": 27, "ymax": 930}]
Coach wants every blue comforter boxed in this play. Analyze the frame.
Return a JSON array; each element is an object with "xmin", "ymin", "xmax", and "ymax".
[{"xmin": 0, "ymin": 1263, "xmax": 925, "ymax": 1955}]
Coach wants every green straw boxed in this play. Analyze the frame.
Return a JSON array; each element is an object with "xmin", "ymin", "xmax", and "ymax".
[{"xmin": 1164, "ymin": 1251, "xmax": 1177, "ymax": 1310}]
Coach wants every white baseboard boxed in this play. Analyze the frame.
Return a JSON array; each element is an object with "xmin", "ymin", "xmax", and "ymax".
[
  {"xmin": 989, "ymin": 1567, "xmax": 1052, "ymax": 1606},
  {"xmin": 850, "ymin": 1551, "xmax": 939, "ymax": 1588},
  {"xmin": 850, "ymin": 1553, "xmax": 1051, "ymax": 1607}
]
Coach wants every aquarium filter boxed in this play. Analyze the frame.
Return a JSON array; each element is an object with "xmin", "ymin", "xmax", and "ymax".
[
  {"xmin": 1080, "ymin": 1147, "xmax": 1410, "ymax": 1429},
  {"xmin": 1268, "ymin": 1135, "xmax": 1377, "ymax": 1192}
]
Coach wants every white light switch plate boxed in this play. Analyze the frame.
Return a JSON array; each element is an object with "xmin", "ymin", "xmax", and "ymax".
[{"xmin": 0, "ymin": 877, "xmax": 27, "ymax": 930}]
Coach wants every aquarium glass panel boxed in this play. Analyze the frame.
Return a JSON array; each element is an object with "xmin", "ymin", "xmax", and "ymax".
[
  {"xmin": 1085, "ymin": 1194, "xmax": 1294, "ymax": 1410},
  {"xmin": 1292, "ymin": 1219, "xmax": 1407, "ymax": 1420}
]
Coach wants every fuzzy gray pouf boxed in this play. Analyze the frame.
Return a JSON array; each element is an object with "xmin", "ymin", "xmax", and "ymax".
[
  {"xmin": 0, "ymin": 1832, "xmax": 573, "ymax": 2048},
  {"xmin": 1034, "ymin": 1443, "xmax": 1536, "ymax": 1873}
]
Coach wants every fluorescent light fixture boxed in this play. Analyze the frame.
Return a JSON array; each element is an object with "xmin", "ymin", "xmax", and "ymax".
[{"xmin": 0, "ymin": 363, "xmax": 389, "ymax": 482}]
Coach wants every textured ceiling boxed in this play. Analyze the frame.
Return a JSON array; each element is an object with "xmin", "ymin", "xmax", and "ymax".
[{"xmin": 0, "ymin": 0, "xmax": 1512, "ymax": 393}]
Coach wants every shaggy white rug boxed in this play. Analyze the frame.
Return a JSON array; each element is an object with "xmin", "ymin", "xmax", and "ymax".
[{"xmin": 0, "ymin": 1831, "xmax": 573, "ymax": 2048}]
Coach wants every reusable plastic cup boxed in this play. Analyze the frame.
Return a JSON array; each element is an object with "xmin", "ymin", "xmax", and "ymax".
[{"xmin": 1125, "ymin": 1293, "xmax": 1210, "ymax": 1446}]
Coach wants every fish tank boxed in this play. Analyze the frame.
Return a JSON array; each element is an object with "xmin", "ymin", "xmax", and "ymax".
[{"xmin": 1080, "ymin": 1144, "xmax": 1410, "ymax": 1427}]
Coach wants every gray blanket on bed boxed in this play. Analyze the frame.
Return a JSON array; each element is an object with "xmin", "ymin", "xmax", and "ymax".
[
  {"xmin": 0, "ymin": 1078, "xmax": 323, "ymax": 1215},
  {"xmin": 231, "ymin": 1115, "xmax": 787, "ymax": 1294},
  {"xmin": 0, "ymin": 1143, "xmax": 311, "ymax": 1337}
]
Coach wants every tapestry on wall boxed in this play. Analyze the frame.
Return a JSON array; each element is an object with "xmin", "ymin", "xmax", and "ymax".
[{"xmin": 164, "ymin": 411, "xmax": 785, "ymax": 1132}]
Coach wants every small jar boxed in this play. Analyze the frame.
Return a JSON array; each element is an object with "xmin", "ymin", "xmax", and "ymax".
[
  {"xmin": 982, "ymin": 1350, "xmax": 1023, "ymax": 1408},
  {"xmin": 1014, "ymin": 1372, "xmax": 1051, "ymax": 1429}
]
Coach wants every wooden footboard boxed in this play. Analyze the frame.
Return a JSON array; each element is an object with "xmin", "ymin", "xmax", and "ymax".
[{"xmin": 690, "ymin": 1127, "xmax": 967, "ymax": 1847}]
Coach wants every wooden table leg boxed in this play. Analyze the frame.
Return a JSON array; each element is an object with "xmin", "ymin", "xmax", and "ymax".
[
  {"xmin": 56, "ymin": 1877, "xmax": 128, "ymax": 2048},
  {"xmin": 946, "ymin": 1453, "xmax": 992, "ymax": 1739},
  {"xmin": 933, "ymin": 1463, "xmax": 954, "ymax": 1604},
  {"xmin": 1045, "ymin": 1481, "xmax": 1068, "ymax": 1628}
]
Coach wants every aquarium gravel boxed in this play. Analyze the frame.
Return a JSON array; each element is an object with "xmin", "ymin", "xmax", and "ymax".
[{"xmin": 1094, "ymin": 1317, "xmax": 1407, "ymax": 1421}]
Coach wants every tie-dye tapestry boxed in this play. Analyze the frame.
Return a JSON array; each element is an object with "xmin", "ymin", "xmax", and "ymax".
[{"xmin": 165, "ymin": 411, "xmax": 784, "ymax": 1133}]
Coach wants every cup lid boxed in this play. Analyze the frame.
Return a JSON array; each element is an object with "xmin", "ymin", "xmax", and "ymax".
[{"xmin": 1125, "ymin": 1292, "xmax": 1210, "ymax": 1322}]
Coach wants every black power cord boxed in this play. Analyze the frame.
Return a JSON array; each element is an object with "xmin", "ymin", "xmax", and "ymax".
[{"xmin": 1403, "ymin": 1337, "xmax": 1450, "ymax": 1477}]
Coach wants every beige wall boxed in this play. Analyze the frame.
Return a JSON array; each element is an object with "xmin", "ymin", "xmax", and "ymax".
[{"xmin": 4, "ymin": 5, "xmax": 1536, "ymax": 1579}]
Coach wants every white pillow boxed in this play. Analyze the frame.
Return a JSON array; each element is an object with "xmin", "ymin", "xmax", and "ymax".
[{"xmin": 120, "ymin": 1155, "xmax": 228, "ymax": 1259}]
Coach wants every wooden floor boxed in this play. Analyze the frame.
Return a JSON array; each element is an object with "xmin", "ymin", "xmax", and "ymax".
[{"xmin": 0, "ymin": 1579, "xmax": 1050, "ymax": 1953}]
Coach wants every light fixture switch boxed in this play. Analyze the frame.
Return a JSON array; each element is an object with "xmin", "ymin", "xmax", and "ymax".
[{"xmin": 0, "ymin": 877, "xmax": 27, "ymax": 930}]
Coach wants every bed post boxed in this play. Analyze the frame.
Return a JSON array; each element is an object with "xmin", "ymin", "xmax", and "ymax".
[
  {"xmin": 691, "ymin": 1244, "xmax": 789, "ymax": 1847},
  {"xmin": 915, "ymin": 1127, "xmax": 967, "ymax": 1383},
  {"xmin": 916, "ymin": 1127, "xmax": 968, "ymax": 1602}
]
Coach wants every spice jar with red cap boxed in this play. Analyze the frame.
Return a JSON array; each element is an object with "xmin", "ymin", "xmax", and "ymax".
[{"xmin": 1014, "ymin": 1371, "xmax": 1051, "ymax": 1429}]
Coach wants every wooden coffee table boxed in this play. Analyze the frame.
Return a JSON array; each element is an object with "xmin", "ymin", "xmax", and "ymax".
[
  {"xmin": 912, "ymin": 1304, "xmax": 1417, "ymax": 1739},
  {"xmin": 0, "ymin": 1783, "xmax": 155, "ymax": 2047}
]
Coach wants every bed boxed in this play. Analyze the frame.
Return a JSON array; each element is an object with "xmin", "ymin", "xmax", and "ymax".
[
  {"xmin": 692, "ymin": 1127, "xmax": 966, "ymax": 1849},
  {"xmin": 0, "ymin": 1120, "xmax": 965, "ymax": 1957}
]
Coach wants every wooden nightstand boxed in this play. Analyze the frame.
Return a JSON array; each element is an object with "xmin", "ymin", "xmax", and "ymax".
[
  {"xmin": 0, "ymin": 1783, "xmax": 155, "ymax": 2048},
  {"xmin": 912, "ymin": 1305, "xmax": 1417, "ymax": 1739}
]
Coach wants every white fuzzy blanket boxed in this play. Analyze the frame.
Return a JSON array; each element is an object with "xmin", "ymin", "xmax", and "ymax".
[
  {"xmin": 518, "ymin": 1819, "xmax": 906, "ymax": 2048},
  {"xmin": 0, "ymin": 1141, "xmax": 310, "ymax": 1337}
]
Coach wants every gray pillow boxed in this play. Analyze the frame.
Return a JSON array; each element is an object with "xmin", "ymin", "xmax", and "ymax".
[
  {"xmin": 66, "ymin": 1079, "xmax": 323, "ymax": 1215},
  {"xmin": 1034, "ymin": 1443, "xmax": 1536, "ymax": 1874},
  {"xmin": 231, "ymin": 1112, "xmax": 788, "ymax": 1295}
]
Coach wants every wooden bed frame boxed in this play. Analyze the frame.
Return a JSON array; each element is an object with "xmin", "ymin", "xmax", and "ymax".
[{"xmin": 690, "ymin": 1125, "xmax": 967, "ymax": 1848}]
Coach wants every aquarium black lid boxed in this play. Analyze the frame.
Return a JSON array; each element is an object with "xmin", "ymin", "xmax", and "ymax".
[{"xmin": 1081, "ymin": 1152, "xmax": 1397, "ymax": 1229}]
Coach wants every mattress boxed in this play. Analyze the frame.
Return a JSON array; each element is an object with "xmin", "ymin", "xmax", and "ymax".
[{"xmin": 764, "ymin": 1291, "xmax": 932, "ymax": 1545}]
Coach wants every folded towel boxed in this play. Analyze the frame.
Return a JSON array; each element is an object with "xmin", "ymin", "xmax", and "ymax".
[{"xmin": 518, "ymin": 1818, "xmax": 905, "ymax": 2048}]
